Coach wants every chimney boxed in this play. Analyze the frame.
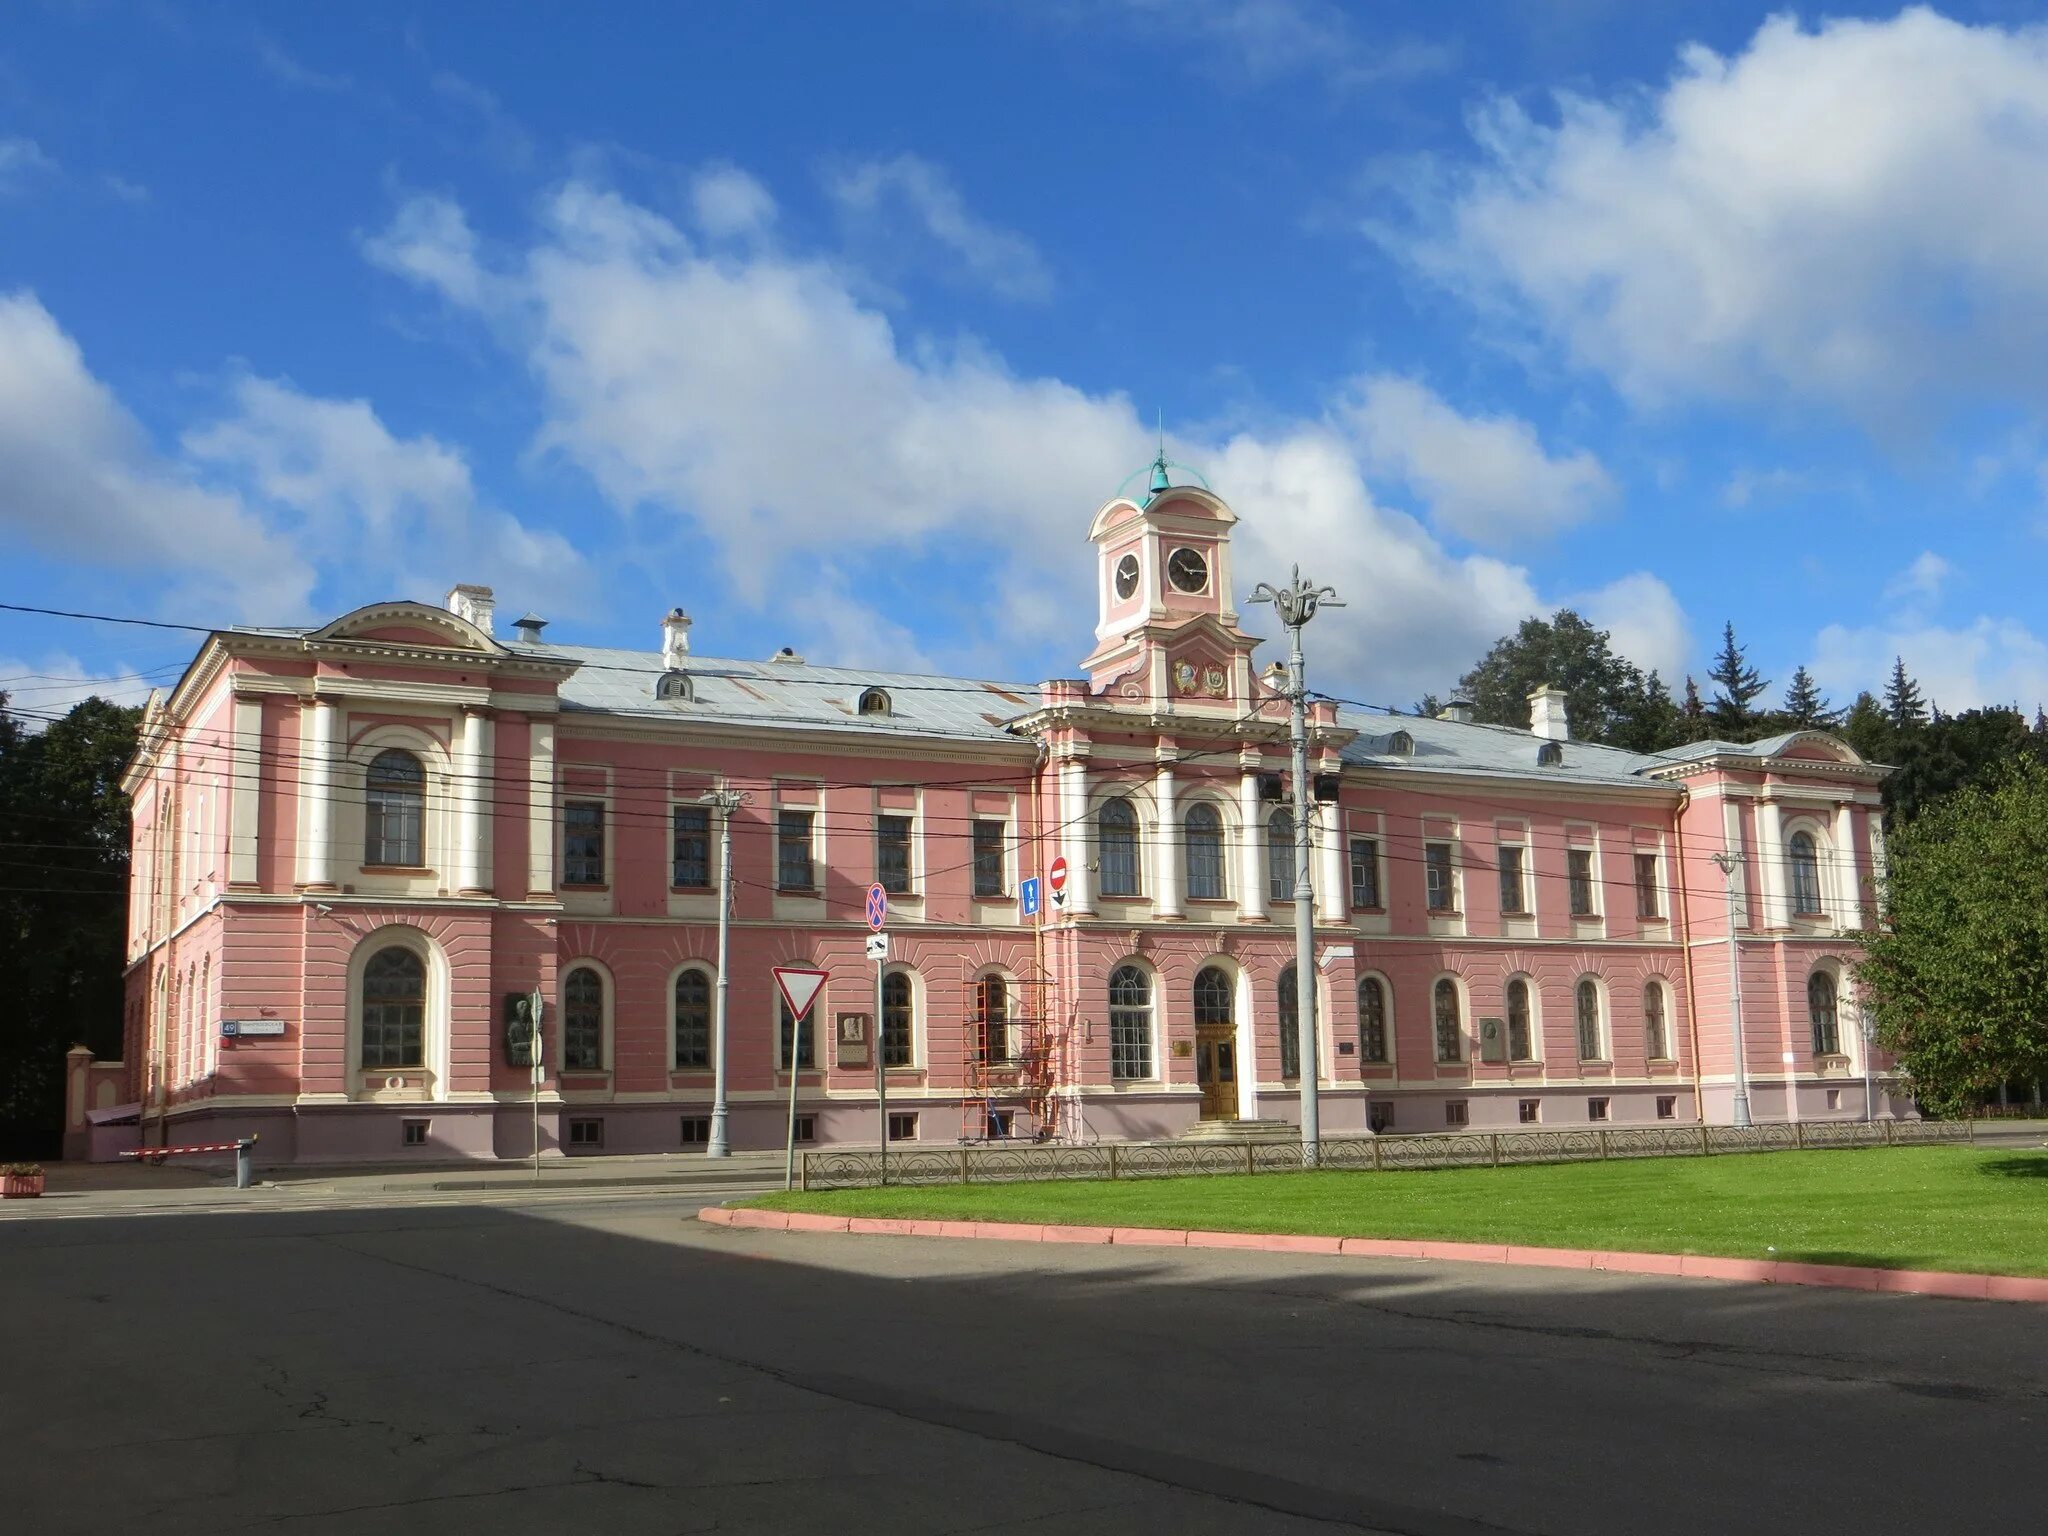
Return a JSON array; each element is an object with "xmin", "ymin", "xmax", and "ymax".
[
  {"xmin": 513, "ymin": 613, "xmax": 549, "ymax": 644},
  {"xmin": 446, "ymin": 584, "xmax": 495, "ymax": 637},
  {"xmin": 1528, "ymin": 684, "xmax": 1570, "ymax": 742},
  {"xmin": 661, "ymin": 607, "xmax": 692, "ymax": 670},
  {"xmin": 1437, "ymin": 697, "xmax": 1475, "ymax": 724}
]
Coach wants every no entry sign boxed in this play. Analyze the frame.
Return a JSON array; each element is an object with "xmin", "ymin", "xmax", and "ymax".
[{"xmin": 1048, "ymin": 855, "xmax": 1069, "ymax": 896}]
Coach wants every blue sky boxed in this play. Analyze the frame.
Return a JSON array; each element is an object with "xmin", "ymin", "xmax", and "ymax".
[{"xmin": 6, "ymin": 1, "xmax": 2048, "ymax": 722}]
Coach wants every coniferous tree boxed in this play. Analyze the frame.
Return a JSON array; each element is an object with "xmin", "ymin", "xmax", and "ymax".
[
  {"xmin": 1681, "ymin": 675, "xmax": 1708, "ymax": 740},
  {"xmin": 1707, "ymin": 621, "xmax": 1769, "ymax": 735},
  {"xmin": 1838, "ymin": 690, "xmax": 1892, "ymax": 764},
  {"xmin": 1883, "ymin": 655, "xmax": 1928, "ymax": 732},
  {"xmin": 1781, "ymin": 665, "xmax": 1838, "ymax": 729}
]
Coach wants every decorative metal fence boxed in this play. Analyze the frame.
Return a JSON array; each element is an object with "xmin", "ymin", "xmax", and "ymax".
[{"xmin": 795, "ymin": 1116, "xmax": 1973, "ymax": 1192}]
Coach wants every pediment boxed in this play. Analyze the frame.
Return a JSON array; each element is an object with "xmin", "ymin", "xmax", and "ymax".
[
  {"xmin": 309, "ymin": 602, "xmax": 506, "ymax": 655},
  {"xmin": 1086, "ymin": 485, "xmax": 1236, "ymax": 543}
]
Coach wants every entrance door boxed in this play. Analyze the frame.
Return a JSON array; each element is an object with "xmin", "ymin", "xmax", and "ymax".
[{"xmin": 1196, "ymin": 1027, "xmax": 1238, "ymax": 1120}]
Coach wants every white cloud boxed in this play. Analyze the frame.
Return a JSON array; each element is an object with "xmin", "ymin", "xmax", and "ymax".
[
  {"xmin": 827, "ymin": 154, "xmax": 1052, "ymax": 302},
  {"xmin": 690, "ymin": 165, "xmax": 776, "ymax": 240},
  {"xmin": 1883, "ymin": 551, "xmax": 1952, "ymax": 605},
  {"xmin": 1342, "ymin": 373, "xmax": 1611, "ymax": 544},
  {"xmin": 1412, "ymin": 9, "xmax": 2048, "ymax": 424},
  {"xmin": 1573, "ymin": 571, "xmax": 1689, "ymax": 684},
  {"xmin": 365, "ymin": 180, "xmax": 1686, "ymax": 701},
  {"xmin": 0, "ymin": 291, "xmax": 313, "ymax": 618},
  {"xmin": 0, "ymin": 136, "xmax": 56, "ymax": 196},
  {"xmin": 1107, "ymin": 0, "xmax": 1452, "ymax": 90},
  {"xmin": 253, "ymin": 37, "xmax": 351, "ymax": 94},
  {"xmin": 0, "ymin": 654, "xmax": 157, "ymax": 727},
  {"xmin": 1812, "ymin": 616, "xmax": 2048, "ymax": 714}
]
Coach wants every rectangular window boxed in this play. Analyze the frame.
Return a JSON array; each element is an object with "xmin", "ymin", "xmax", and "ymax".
[
  {"xmin": 1425, "ymin": 842, "xmax": 1455, "ymax": 912},
  {"xmin": 679, "ymin": 1116, "xmax": 710, "ymax": 1146},
  {"xmin": 887, "ymin": 1111, "xmax": 919, "ymax": 1142},
  {"xmin": 672, "ymin": 805, "xmax": 711, "ymax": 889},
  {"xmin": 1655, "ymin": 1095, "xmax": 1677, "ymax": 1120},
  {"xmin": 1518, "ymin": 1099, "xmax": 1540, "ymax": 1124},
  {"xmin": 402, "ymin": 1119, "xmax": 429, "ymax": 1147},
  {"xmin": 1568, "ymin": 848, "xmax": 1595, "ymax": 917},
  {"xmin": 1368, "ymin": 1102, "xmax": 1394, "ymax": 1133},
  {"xmin": 1445, "ymin": 1100, "xmax": 1469, "ymax": 1127},
  {"xmin": 876, "ymin": 813, "xmax": 913, "ymax": 895},
  {"xmin": 563, "ymin": 801, "xmax": 606, "ymax": 886},
  {"xmin": 776, "ymin": 809, "xmax": 814, "ymax": 891},
  {"xmin": 567, "ymin": 1118, "xmax": 604, "ymax": 1146},
  {"xmin": 1349, "ymin": 836, "xmax": 1380, "ymax": 909},
  {"xmin": 1634, "ymin": 852, "xmax": 1661, "ymax": 918},
  {"xmin": 1588, "ymin": 1097, "xmax": 1610, "ymax": 1123},
  {"xmin": 971, "ymin": 820, "xmax": 1006, "ymax": 898},
  {"xmin": 1498, "ymin": 845, "xmax": 1526, "ymax": 914},
  {"xmin": 794, "ymin": 1114, "xmax": 817, "ymax": 1144}
]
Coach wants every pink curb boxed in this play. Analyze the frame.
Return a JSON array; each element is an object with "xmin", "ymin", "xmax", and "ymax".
[{"xmin": 698, "ymin": 1208, "xmax": 2044, "ymax": 1303}]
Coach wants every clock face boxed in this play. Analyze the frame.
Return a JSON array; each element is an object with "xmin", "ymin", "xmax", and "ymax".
[
  {"xmin": 1113, "ymin": 552, "xmax": 1141, "ymax": 600},
  {"xmin": 1167, "ymin": 546, "xmax": 1209, "ymax": 594}
]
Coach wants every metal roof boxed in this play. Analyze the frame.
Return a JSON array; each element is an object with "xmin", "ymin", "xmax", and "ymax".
[{"xmin": 1335, "ymin": 710, "xmax": 1668, "ymax": 788}]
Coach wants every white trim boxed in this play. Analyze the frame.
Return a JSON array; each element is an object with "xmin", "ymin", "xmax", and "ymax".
[
  {"xmin": 558, "ymin": 957, "xmax": 615, "ymax": 1074},
  {"xmin": 344, "ymin": 925, "xmax": 450, "ymax": 1102}
]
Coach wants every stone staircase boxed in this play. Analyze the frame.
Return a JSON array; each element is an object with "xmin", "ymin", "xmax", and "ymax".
[{"xmin": 1174, "ymin": 1118, "xmax": 1301, "ymax": 1144}]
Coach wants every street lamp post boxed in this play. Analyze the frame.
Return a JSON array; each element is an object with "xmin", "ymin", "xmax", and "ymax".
[
  {"xmin": 1248, "ymin": 566, "xmax": 1342, "ymax": 1169},
  {"xmin": 699, "ymin": 788, "xmax": 750, "ymax": 1158},
  {"xmin": 1708, "ymin": 849, "xmax": 1754, "ymax": 1128}
]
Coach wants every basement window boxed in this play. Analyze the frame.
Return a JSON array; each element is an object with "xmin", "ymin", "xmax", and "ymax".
[
  {"xmin": 402, "ymin": 1119, "xmax": 429, "ymax": 1147},
  {"xmin": 1444, "ymin": 1100, "xmax": 1469, "ymax": 1127},
  {"xmin": 568, "ymin": 1118, "xmax": 604, "ymax": 1147},
  {"xmin": 680, "ymin": 1116, "xmax": 710, "ymax": 1147},
  {"xmin": 1588, "ymin": 1097, "xmax": 1611, "ymax": 1123},
  {"xmin": 887, "ymin": 1112, "xmax": 919, "ymax": 1142},
  {"xmin": 1656, "ymin": 1096, "xmax": 1677, "ymax": 1120}
]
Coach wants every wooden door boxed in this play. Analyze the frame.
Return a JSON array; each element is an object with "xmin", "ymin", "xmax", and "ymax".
[{"xmin": 1196, "ymin": 1027, "xmax": 1238, "ymax": 1120}]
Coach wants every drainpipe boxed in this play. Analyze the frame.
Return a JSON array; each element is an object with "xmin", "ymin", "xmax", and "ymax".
[{"xmin": 1673, "ymin": 785, "xmax": 1708, "ymax": 1126}]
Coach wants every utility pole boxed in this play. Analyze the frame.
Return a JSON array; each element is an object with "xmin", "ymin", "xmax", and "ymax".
[
  {"xmin": 700, "ymin": 787, "xmax": 750, "ymax": 1158},
  {"xmin": 1249, "ymin": 566, "xmax": 1343, "ymax": 1169},
  {"xmin": 1709, "ymin": 849, "xmax": 1754, "ymax": 1128}
]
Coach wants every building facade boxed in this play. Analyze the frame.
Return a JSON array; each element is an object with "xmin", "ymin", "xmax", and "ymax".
[{"xmin": 91, "ymin": 474, "xmax": 1902, "ymax": 1163}]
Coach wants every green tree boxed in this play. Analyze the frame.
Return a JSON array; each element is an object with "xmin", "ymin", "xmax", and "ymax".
[
  {"xmin": 1681, "ymin": 676, "xmax": 1708, "ymax": 740},
  {"xmin": 1858, "ymin": 758, "xmax": 2048, "ymax": 1116},
  {"xmin": 0, "ymin": 695, "xmax": 140, "ymax": 1157},
  {"xmin": 1883, "ymin": 656, "xmax": 1928, "ymax": 732},
  {"xmin": 1884, "ymin": 706, "xmax": 2046, "ymax": 825},
  {"xmin": 1781, "ymin": 665, "xmax": 1839, "ymax": 729},
  {"xmin": 1838, "ymin": 690, "xmax": 1891, "ymax": 764},
  {"xmin": 1608, "ymin": 670, "xmax": 1686, "ymax": 753},
  {"xmin": 1707, "ymin": 621, "xmax": 1769, "ymax": 734},
  {"xmin": 1453, "ymin": 609, "xmax": 1653, "ymax": 747}
]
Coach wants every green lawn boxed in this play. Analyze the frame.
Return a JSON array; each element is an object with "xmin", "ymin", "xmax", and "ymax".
[{"xmin": 752, "ymin": 1146, "xmax": 2048, "ymax": 1277}]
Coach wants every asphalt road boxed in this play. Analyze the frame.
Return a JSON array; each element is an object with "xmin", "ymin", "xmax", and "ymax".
[{"xmin": 6, "ymin": 1192, "xmax": 2043, "ymax": 1535}]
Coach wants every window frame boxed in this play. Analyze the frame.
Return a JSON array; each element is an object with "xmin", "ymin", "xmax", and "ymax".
[
  {"xmin": 1432, "ymin": 976, "xmax": 1464, "ymax": 1063},
  {"xmin": 1107, "ymin": 963, "xmax": 1155, "ymax": 1081},
  {"xmin": 671, "ymin": 803, "xmax": 712, "ymax": 890},
  {"xmin": 875, "ymin": 812, "xmax": 914, "ymax": 896},
  {"xmin": 1097, "ymin": 796, "xmax": 1142, "ymax": 898},
  {"xmin": 364, "ymin": 748, "xmax": 427, "ymax": 869},
  {"xmin": 1348, "ymin": 834, "xmax": 1381, "ymax": 910},
  {"xmin": 1644, "ymin": 979, "xmax": 1672, "ymax": 1062},
  {"xmin": 1185, "ymin": 803, "xmax": 1228, "ymax": 901},
  {"xmin": 880, "ymin": 967, "xmax": 916, "ymax": 1068},
  {"xmin": 1266, "ymin": 807, "xmax": 1297, "ymax": 905},
  {"xmin": 776, "ymin": 808, "xmax": 816, "ymax": 893},
  {"xmin": 1575, "ymin": 977, "xmax": 1607, "ymax": 1062},
  {"xmin": 971, "ymin": 818, "xmax": 1007, "ymax": 899},
  {"xmin": 360, "ymin": 945, "xmax": 427, "ymax": 1071},
  {"xmin": 1505, "ymin": 975, "xmax": 1536, "ymax": 1062},
  {"xmin": 1788, "ymin": 830, "xmax": 1825, "ymax": 917},
  {"xmin": 1633, "ymin": 851, "xmax": 1662, "ymax": 919},
  {"xmin": 560, "ymin": 964, "xmax": 606, "ymax": 1072},
  {"xmin": 1567, "ymin": 846, "xmax": 1596, "ymax": 918},
  {"xmin": 1425, "ymin": 841, "xmax": 1457, "ymax": 913},
  {"xmin": 1497, "ymin": 843, "xmax": 1527, "ymax": 915},
  {"xmin": 1809, "ymin": 968, "xmax": 1841, "ymax": 1056},
  {"xmin": 1276, "ymin": 963, "xmax": 1306, "ymax": 1080},
  {"xmin": 672, "ymin": 964, "xmax": 714, "ymax": 1070},
  {"xmin": 562, "ymin": 799, "xmax": 607, "ymax": 888},
  {"xmin": 777, "ymin": 994, "xmax": 815, "ymax": 1071},
  {"xmin": 1357, "ymin": 974, "xmax": 1390, "ymax": 1064}
]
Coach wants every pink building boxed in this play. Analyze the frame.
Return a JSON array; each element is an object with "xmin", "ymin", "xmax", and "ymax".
[{"xmin": 89, "ymin": 475, "xmax": 1901, "ymax": 1163}]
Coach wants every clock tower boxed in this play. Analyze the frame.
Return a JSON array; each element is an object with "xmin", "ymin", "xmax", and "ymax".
[{"xmin": 1080, "ymin": 452, "xmax": 1260, "ymax": 710}]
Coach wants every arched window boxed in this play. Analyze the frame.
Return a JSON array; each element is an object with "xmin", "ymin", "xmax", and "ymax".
[
  {"xmin": 1193, "ymin": 965, "xmax": 1233, "ymax": 1027},
  {"xmin": 973, "ymin": 974, "xmax": 1009, "ymax": 1064},
  {"xmin": 361, "ymin": 947, "xmax": 425, "ymax": 1069},
  {"xmin": 1107, "ymin": 964, "xmax": 1153, "ymax": 1079},
  {"xmin": 674, "ymin": 968, "xmax": 712, "ymax": 1069},
  {"xmin": 1645, "ymin": 981, "xmax": 1671, "ymax": 1061},
  {"xmin": 1506, "ymin": 977, "xmax": 1533, "ymax": 1061},
  {"xmin": 858, "ymin": 687, "xmax": 892, "ymax": 717},
  {"xmin": 1576, "ymin": 978, "xmax": 1605, "ymax": 1061},
  {"xmin": 364, "ymin": 749, "xmax": 425, "ymax": 867},
  {"xmin": 1266, "ymin": 808, "xmax": 1295, "ymax": 903},
  {"xmin": 1277, "ymin": 964, "xmax": 1305, "ymax": 1079},
  {"xmin": 657, "ymin": 670, "xmax": 692, "ymax": 701},
  {"xmin": 1537, "ymin": 741, "xmax": 1565, "ymax": 767},
  {"xmin": 1789, "ymin": 831, "xmax": 1823, "ymax": 915},
  {"xmin": 1809, "ymin": 970, "xmax": 1840, "ymax": 1056},
  {"xmin": 881, "ymin": 970, "xmax": 914, "ymax": 1068},
  {"xmin": 779, "ymin": 995, "xmax": 813, "ymax": 1070},
  {"xmin": 1433, "ymin": 978, "xmax": 1463, "ymax": 1063},
  {"xmin": 1185, "ymin": 804, "xmax": 1226, "ymax": 900},
  {"xmin": 1387, "ymin": 730, "xmax": 1414, "ymax": 756},
  {"xmin": 562, "ymin": 967, "xmax": 604, "ymax": 1071},
  {"xmin": 1358, "ymin": 977, "xmax": 1388, "ymax": 1063},
  {"xmin": 1097, "ymin": 797, "xmax": 1140, "ymax": 896}
]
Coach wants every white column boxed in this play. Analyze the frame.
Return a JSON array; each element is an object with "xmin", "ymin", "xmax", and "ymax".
[
  {"xmin": 455, "ymin": 708, "xmax": 488, "ymax": 894},
  {"xmin": 1059, "ymin": 754, "xmax": 1093, "ymax": 916},
  {"xmin": 1831, "ymin": 800, "xmax": 1857, "ymax": 926},
  {"xmin": 1153, "ymin": 755, "xmax": 1183, "ymax": 919},
  {"xmin": 527, "ymin": 716, "xmax": 556, "ymax": 897},
  {"xmin": 1315, "ymin": 800, "xmax": 1347, "ymax": 925},
  {"xmin": 1754, "ymin": 799, "xmax": 1787, "ymax": 931},
  {"xmin": 1238, "ymin": 766, "xmax": 1267, "ymax": 922},
  {"xmin": 227, "ymin": 696, "xmax": 262, "ymax": 886},
  {"xmin": 301, "ymin": 697, "xmax": 337, "ymax": 889}
]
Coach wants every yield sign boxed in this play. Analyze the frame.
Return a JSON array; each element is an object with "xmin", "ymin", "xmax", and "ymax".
[{"xmin": 772, "ymin": 966, "xmax": 830, "ymax": 1022}]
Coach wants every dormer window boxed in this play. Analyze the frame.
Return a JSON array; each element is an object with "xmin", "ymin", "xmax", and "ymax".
[
  {"xmin": 1113, "ymin": 553, "xmax": 1140, "ymax": 601},
  {"xmin": 1166, "ymin": 546, "xmax": 1209, "ymax": 594},
  {"xmin": 1537, "ymin": 741, "xmax": 1564, "ymax": 767},
  {"xmin": 656, "ymin": 671, "xmax": 693, "ymax": 702},
  {"xmin": 858, "ymin": 687, "xmax": 893, "ymax": 718},
  {"xmin": 1387, "ymin": 730, "xmax": 1414, "ymax": 757}
]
